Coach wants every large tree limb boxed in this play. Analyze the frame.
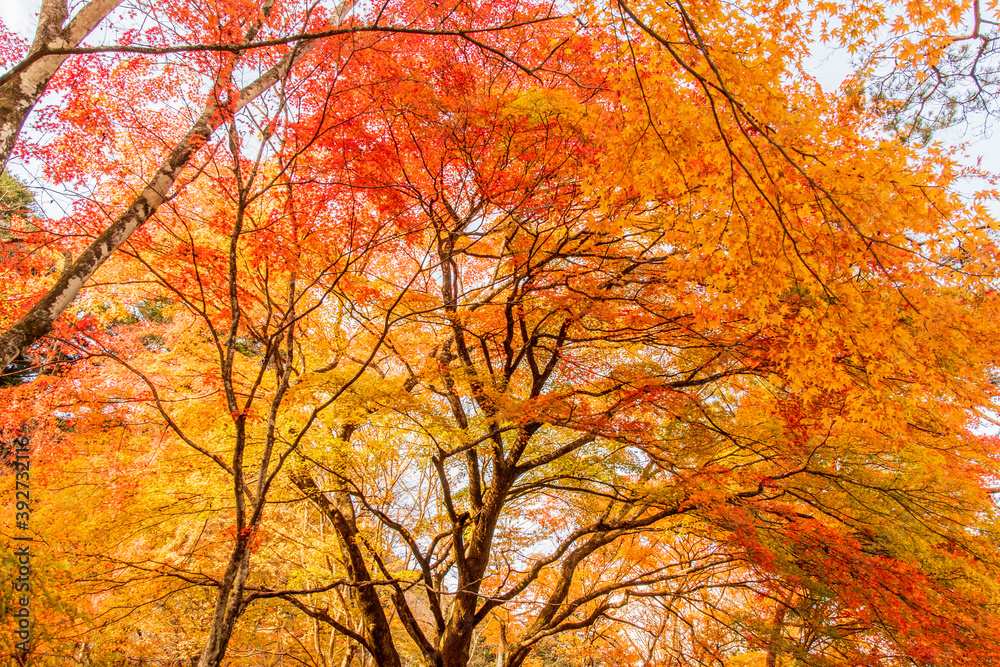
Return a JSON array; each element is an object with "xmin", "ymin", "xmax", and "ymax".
[
  {"xmin": 0, "ymin": 0, "xmax": 123, "ymax": 170},
  {"xmin": 290, "ymin": 471, "xmax": 403, "ymax": 667},
  {"xmin": 0, "ymin": 7, "xmax": 320, "ymax": 369}
]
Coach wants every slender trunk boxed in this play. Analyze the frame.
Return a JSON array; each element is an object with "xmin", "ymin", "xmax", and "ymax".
[
  {"xmin": 292, "ymin": 473, "xmax": 403, "ymax": 667},
  {"xmin": 196, "ymin": 542, "xmax": 252, "ymax": 667},
  {"xmin": 765, "ymin": 599, "xmax": 789, "ymax": 667},
  {"xmin": 0, "ymin": 107, "xmax": 216, "ymax": 368}
]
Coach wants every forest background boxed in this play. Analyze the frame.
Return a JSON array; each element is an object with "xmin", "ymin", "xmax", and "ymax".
[{"xmin": 2, "ymin": 0, "xmax": 1000, "ymax": 666}]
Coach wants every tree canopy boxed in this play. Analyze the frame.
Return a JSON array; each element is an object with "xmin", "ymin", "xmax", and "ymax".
[{"xmin": 2, "ymin": 0, "xmax": 1000, "ymax": 666}]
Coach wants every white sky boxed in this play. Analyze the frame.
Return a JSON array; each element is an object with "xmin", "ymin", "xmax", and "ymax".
[{"xmin": 2, "ymin": 0, "xmax": 38, "ymax": 38}]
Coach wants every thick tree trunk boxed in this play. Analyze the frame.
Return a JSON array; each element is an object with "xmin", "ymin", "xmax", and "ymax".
[
  {"xmin": 0, "ymin": 26, "xmax": 317, "ymax": 370},
  {"xmin": 0, "ymin": 0, "xmax": 122, "ymax": 171},
  {"xmin": 439, "ymin": 467, "xmax": 517, "ymax": 667}
]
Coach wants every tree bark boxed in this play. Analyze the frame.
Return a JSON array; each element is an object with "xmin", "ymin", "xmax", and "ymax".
[
  {"xmin": 0, "ymin": 0, "xmax": 122, "ymax": 171},
  {"xmin": 292, "ymin": 472, "xmax": 403, "ymax": 667},
  {"xmin": 766, "ymin": 597, "xmax": 790, "ymax": 667},
  {"xmin": 195, "ymin": 541, "xmax": 252, "ymax": 667},
  {"xmin": 0, "ymin": 2, "xmax": 332, "ymax": 370}
]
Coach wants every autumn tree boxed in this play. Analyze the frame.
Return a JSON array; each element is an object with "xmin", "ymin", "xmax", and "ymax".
[
  {"xmin": 3, "ymin": 0, "xmax": 1000, "ymax": 666},
  {"xmin": 0, "ymin": 0, "xmax": 562, "ymax": 371},
  {"xmin": 0, "ymin": 0, "xmax": 123, "ymax": 171}
]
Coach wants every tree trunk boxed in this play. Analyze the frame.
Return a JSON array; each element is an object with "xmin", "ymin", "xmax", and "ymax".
[
  {"xmin": 292, "ymin": 473, "xmax": 403, "ymax": 667},
  {"xmin": 196, "ymin": 541, "xmax": 252, "ymax": 667},
  {"xmin": 766, "ymin": 599, "xmax": 789, "ymax": 667},
  {"xmin": 0, "ymin": 7, "xmax": 324, "ymax": 369},
  {"xmin": 0, "ymin": 0, "xmax": 122, "ymax": 171}
]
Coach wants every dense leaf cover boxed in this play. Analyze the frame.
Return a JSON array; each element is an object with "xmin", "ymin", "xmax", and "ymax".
[{"xmin": 2, "ymin": 0, "xmax": 1000, "ymax": 666}]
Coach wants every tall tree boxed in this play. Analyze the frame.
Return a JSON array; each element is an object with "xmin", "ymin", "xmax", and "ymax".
[
  {"xmin": 2, "ymin": 1, "xmax": 1000, "ymax": 666},
  {"xmin": 0, "ymin": 0, "xmax": 559, "ymax": 371}
]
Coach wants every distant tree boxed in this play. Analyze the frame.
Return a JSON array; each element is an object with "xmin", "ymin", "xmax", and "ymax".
[{"xmin": 0, "ymin": 171, "xmax": 35, "ymax": 225}]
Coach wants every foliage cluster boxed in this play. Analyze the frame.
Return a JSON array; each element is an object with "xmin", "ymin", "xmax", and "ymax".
[{"xmin": 1, "ymin": 0, "xmax": 1000, "ymax": 666}]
